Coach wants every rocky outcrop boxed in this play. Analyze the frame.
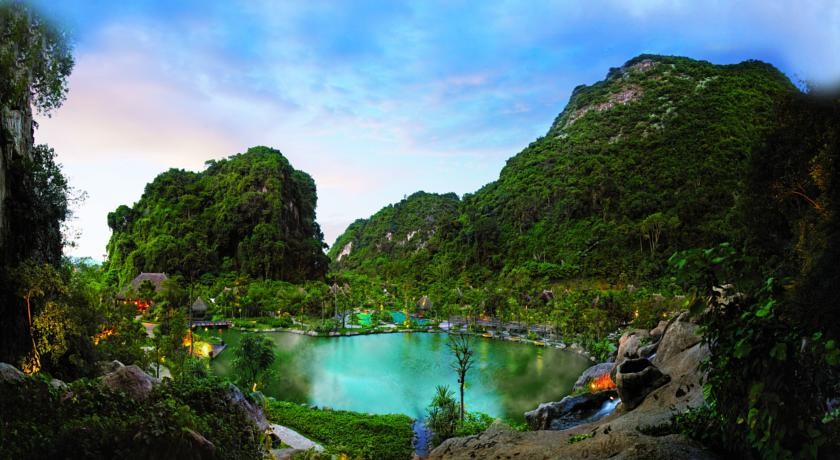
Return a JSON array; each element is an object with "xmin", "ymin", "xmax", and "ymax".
[
  {"xmin": 227, "ymin": 383, "xmax": 270, "ymax": 431},
  {"xmin": 653, "ymin": 313, "xmax": 702, "ymax": 366},
  {"xmin": 429, "ymin": 419, "xmax": 716, "ymax": 460},
  {"xmin": 0, "ymin": 362, "xmax": 25, "ymax": 383},
  {"xmin": 100, "ymin": 364, "xmax": 160, "ymax": 399},
  {"xmin": 615, "ymin": 358, "xmax": 671, "ymax": 410},
  {"xmin": 525, "ymin": 390, "xmax": 617, "ymax": 430},
  {"xmin": 572, "ymin": 362, "xmax": 614, "ymax": 391}
]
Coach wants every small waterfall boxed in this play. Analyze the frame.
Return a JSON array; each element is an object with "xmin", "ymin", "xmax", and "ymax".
[{"xmin": 587, "ymin": 397, "xmax": 620, "ymax": 423}]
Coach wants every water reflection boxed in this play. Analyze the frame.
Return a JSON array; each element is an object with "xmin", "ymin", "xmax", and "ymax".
[{"xmin": 211, "ymin": 331, "xmax": 589, "ymax": 421}]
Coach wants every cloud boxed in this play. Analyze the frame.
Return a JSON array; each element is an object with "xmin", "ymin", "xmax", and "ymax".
[{"xmin": 30, "ymin": 0, "xmax": 840, "ymax": 257}]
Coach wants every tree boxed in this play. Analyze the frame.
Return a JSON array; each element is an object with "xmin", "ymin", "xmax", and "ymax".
[
  {"xmin": 153, "ymin": 307, "xmax": 188, "ymax": 379},
  {"xmin": 426, "ymin": 385, "xmax": 459, "ymax": 446},
  {"xmin": 233, "ymin": 334, "xmax": 275, "ymax": 391},
  {"xmin": 14, "ymin": 259, "xmax": 63, "ymax": 372},
  {"xmin": 448, "ymin": 334, "xmax": 475, "ymax": 421},
  {"xmin": 0, "ymin": 2, "xmax": 74, "ymax": 113}
]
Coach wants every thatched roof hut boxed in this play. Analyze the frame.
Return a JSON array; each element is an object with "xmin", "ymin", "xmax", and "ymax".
[
  {"xmin": 117, "ymin": 272, "xmax": 168, "ymax": 299},
  {"xmin": 191, "ymin": 297, "xmax": 209, "ymax": 318},
  {"xmin": 416, "ymin": 295, "xmax": 432, "ymax": 311}
]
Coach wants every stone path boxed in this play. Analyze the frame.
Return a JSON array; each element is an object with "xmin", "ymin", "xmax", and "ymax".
[{"xmin": 270, "ymin": 424, "xmax": 324, "ymax": 452}]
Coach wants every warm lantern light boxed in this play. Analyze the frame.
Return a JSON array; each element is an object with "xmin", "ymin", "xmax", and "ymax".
[
  {"xmin": 93, "ymin": 328, "xmax": 115, "ymax": 345},
  {"xmin": 589, "ymin": 373, "xmax": 617, "ymax": 392}
]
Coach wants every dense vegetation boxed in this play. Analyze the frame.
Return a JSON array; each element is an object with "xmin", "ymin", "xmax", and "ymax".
[
  {"xmin": 0, "ymin": 1, "xmax": 75, "ymax": 367},
  {"xmin": 0, "ymin": 374, "xmax": 264, "ymax": 459},
  {"xmin": 104, "ymin": 146, "xmax": 329, "ymax": 287},
  {"xmin": 331, "ymin": 56, "xmax": 794, "ymax": 291},
  {"xmin": 266, "ymin": 401, "xmax": 414, "ymax": 460},
  {"xmin": 669, "ymin": 88, "xmax": 840, "ymax": 458}
]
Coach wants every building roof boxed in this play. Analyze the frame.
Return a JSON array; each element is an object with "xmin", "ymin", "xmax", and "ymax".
[
  {"xmin": 117, "ymin": 272, "xmax": 168, "ymax": 299},
  {"xmin": 416, "ymin": 295, "xmax": 432, "ymax": 310},
  {"xmin": 192, "ymin": 297, "xmax": 208, "ymax": 313}
]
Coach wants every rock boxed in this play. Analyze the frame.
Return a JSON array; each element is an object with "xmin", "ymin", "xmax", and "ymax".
[
  {"xmin": 50, "ymin": 378, "xmax": 67, "ymax": 390},
  {"xmin": 615, "ymin": 358, "xmax": 670, "ymax": 411},
  {"xmin": 0, "ymin": 362, "xmax": 25, "ymax": 383},
  {"xmin": 428, "ymin": 420, "xmax": 717, "ymax": 460},
  {"xmin": 653, "ymin": 317, "xmax": 702, "ymax": 366},
  {"xmin": 226, "ymin": 383, "xmax": 270, "ymax": 431},
  {"xmin": 97, "ymin": 360, "xmax": 125, "ymax": 375},
  {"xmin": 649, "ymin": 320, "xmax": 669, "ymax": 341},
  {"xmin": 184, "ymin": 428, "xmax": 216, "ymax": 457},
  {"xmin": 100, "ymin": 364, "xmax": 159, "ymax": 399},
  {"xmin": 572, "ymin": 362, "xmax": 614, "ymax": 391},
  {"xmin": 525, "ymin": 390, "xmax": 617, "ymax": 430},
  {"xmin": 617, "ymin": 329, "xmax": 648, "ymax": 360},
  {"xmin": 638, "ymin": 341, "xmax": 659, "ymax": 359}
]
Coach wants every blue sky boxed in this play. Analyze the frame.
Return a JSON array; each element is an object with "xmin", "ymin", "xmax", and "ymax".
[{"xmin": 29, "ymin": 0, "xmax": 840, "ymax": 259}]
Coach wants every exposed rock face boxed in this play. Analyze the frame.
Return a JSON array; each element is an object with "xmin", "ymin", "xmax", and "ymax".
[
  {"xmin": 429, "ymin": 420, "xmax": 716, "ymax": 460},
  {"xmin": 525, "ymin": 390, "xmax": 617, "ymax": 430},
  {"xmin": 615, "ymin": 358, "xmax": 671, "ymax": 410},
  {"xmin": 97, "ymin": 359, "xmax": 125, "ymax": 375},
  {"xmin": 227, "ymin": 383, "xmax": 270, "ymax": 432},
  {"xmin": 653, "ymin": 314, "xmax": 702, "ymax": 366},
  {"xmin": 100, "ymin": 364, "xmax": 160, "ymax": 399},
  {"xmin": 572, "ymin": 362, "xmax": 614, "ymax": 391},
  {"xmin": 0, "ymin": 362, "xmax": 25, "ymax": 383},
  {"xmin": 650, "ymin": 320, "xmax": 669, "ymax": 341}
]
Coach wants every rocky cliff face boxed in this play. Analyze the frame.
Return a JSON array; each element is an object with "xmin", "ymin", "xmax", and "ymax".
[
  {"xmin": 0, "ymin": 100, "xmax": 34, "ymax": 247},
  {"xmin": 0, "ymin": 98, "xmax": 34, "ymax": 365}
]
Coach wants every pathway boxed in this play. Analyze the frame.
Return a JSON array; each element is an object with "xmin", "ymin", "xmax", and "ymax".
[{"xmin": 270, "ymin": 423, "xmax": 324, "ymax": 452}]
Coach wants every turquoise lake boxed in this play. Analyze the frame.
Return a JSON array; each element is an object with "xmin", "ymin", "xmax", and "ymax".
[{"xmin": 210, "ymin": 330, "xmax": 590, "ymax": 421}]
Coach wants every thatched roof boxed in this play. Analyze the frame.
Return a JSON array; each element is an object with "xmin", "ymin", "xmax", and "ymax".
[
  {"xmin": 118, "ymin": 272, "xmax": 168, "ymax": 299},
  {"xmin": 416, "ymin": 295, "xmax": 432, "ymax": 310},
  {"xmin": 191, "ymin": 297, "xmax": 208, "ymax": 313}
]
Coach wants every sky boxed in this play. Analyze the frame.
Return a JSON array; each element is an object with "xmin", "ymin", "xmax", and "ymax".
[{"xmin": 28, "ymin": 0, "xmax": 840, "ymax": 260}]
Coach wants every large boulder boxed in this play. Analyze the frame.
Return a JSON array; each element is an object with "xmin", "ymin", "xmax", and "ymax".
[
  {"xmin": 572, "ymin": 362, "xmax": 614, "ymax": 392},
  {"xmin": 100, "ymin": 364, "xmax": 160, "ymax": 399},
  {"xmin": 653, "ymin": 314, "xmax": 702, "ymax": 366},
  {"xmin": 616, "ymin": 329, "xmax": 648, "ymax": 361},
  {"xmin": 97, "ymin": 360, "xmax": 125, "ymax": 375},
  {"xmin": 428, "ymin": 420, "xmax": 717, "ymax": 460},
  {"xmin": 226, "ymin": 384, "xmax": 270, "ymax": 431},
  {"xmin": 525, "ymin": 390, "xmax": 617, "ymax": 430},
  {"xmin": 649, "ymin": 320, "xmax": 669, "ymax": 341},
  {"xmin": 615, "ymin": 358, "xmax": 670, "ymax": 410},
  {"xmin": 0, "ymin": 362, "xmax": 25, "ymax": 383}
]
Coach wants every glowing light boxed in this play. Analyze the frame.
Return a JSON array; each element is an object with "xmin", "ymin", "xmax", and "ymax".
[
  {"xmin": 93, "ymin": 328, "xmax": 116, "ymax": 345},
  {"xmin": 589, "ymin": 373, "xmax": 617, "ymax": 392}
]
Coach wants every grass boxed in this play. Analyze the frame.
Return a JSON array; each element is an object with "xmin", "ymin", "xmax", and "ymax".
[{"xmin": 266, "ymin": 401, "xmax": 414, "ymax": 460}]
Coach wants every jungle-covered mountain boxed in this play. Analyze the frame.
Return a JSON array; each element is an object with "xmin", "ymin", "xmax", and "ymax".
[
  {"xmin": 105, "ymin": 146, "xmax": 329, "ymax": 286},
  {"xmin": 329, "ymin": 55, "xmax": 796, "ymax": 289}
]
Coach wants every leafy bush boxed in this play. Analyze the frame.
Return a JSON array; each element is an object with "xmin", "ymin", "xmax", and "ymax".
[{"xmin": 0, "ymin": 373, "xmax": 264, "ymax": 459}]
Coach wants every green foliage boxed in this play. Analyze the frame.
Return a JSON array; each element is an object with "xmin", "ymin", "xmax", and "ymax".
[
  {"xmin": 266, "ymin": 401, "xmax": 414, "ymax": 460},
  {"xmin": 0, "ymin": 2, "xmax": 74, "ymax": 113},
  {"xmin": 104, "ymin": 146, "xmax": 329, "ymax": 287},
  {"xmin": 677, "ymin": 89, "xmax": 840, "ymax": 459},
  {"xmin": 426, "ymin": 385, "xmax": 459, "ymax": 446},
  {"xmin": 568, "ymin": 433, "xmax": 595, "ymax": 444},
  {"xmin": 233, "ymin": 333, "xmax": 275, "ymax": 389},
  {"xmin": 0, "ymin": 374, "xmax": 263, "ymax": 459},
  {"xmin": 329, "ymin": 55, "xmax": 795, "ymax": 304},
  {"xmin": 455, "ymin": 411, "xmax": 495, "ymax": 437}
]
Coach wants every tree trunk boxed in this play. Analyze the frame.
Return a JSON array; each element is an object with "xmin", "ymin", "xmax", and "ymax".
[
  {"xmin": 459, "ymin": 375, "xmax": 465, "ymax": 421},
  {"xmin": 24, "ymin": 295, "xmax": 40, "ymax": 370}
]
